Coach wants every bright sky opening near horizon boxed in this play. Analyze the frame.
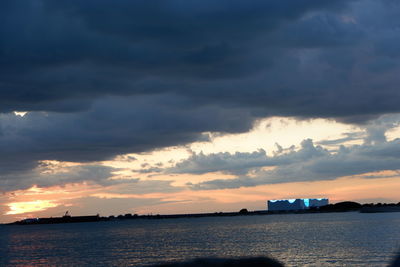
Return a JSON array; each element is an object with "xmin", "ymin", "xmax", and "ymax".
[{"xmin": 2, "ymin": 0, "xmax": 400, "ymax": 223}]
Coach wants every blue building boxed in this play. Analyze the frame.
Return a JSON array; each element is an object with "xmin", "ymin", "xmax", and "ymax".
[{"xmin": 267, "ymin": 198, "xmax": 329, "ymax": 211}]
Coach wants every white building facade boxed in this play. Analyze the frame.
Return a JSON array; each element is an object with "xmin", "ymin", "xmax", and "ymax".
[{"xmin": 267, "ymin": 198, "xmax": 329, "ymax": 211}]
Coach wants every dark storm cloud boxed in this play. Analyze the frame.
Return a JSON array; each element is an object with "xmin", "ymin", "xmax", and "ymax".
[
  {"xmin": 167, "ymin": 139, "xmax": 329, "ymax": 176},
  {"xmin": 164, "ymin": 116, "xmax": 400, "ymax": 189},
  {"xmin": 0, "ymin": 94, "xmax": 256, "ymax": 189},
  {"xmin": 0, "ymin": 164, "xmax": 117, "ymax": 192},
  {"xmin": 187, "ymin": 137, "xmax": 400, "ymax": 190},
  {"xmin": 166, "ymin": 150, "xmax": 269, "ymax": 175},
  {"xmin": 1, "ymin": 0, "xmax": 356, "ymax": 113},
  {"xmin": 2, "ymin": 0, "xmax": 399, "ymax": 118},
  {"xmin": 0, "ymin": 95, "xmax": 253, "ymax": 163},
  {"xmin": 165, "ymin": 139, "xmax": 328, "ymax": 176},
  {"xmin": 2, "ymin": 0, "xmax": 400, "ymax": 190}
]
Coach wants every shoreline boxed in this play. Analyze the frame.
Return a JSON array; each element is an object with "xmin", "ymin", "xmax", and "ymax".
[{"xmin": 5, "ymin": 201, "xmax": 400, "ymax": 225}]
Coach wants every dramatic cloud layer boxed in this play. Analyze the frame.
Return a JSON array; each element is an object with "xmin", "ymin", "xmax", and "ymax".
[
  {"xmin": 2, "ymin": 0, "xmax": 400, "ymax": 192},
  {"xmin": 182, "ymin": 136, "xmax": 400, "ymax": 190},
  {"xmin": 0, "ymin": 163, "xmax": 117, "ymax": 192},
  {"xmin": 2, "ymin": 0, "xmax": 400, "ymax": 118},
  {"xmin": 130, "ymin": 115, "xmax": 400, "ymax": 190}
]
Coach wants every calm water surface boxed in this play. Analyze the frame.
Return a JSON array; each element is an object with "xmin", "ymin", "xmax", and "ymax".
[{"xmin": 1, "ymin": 212, "xmax": 400, "ymax": 266}]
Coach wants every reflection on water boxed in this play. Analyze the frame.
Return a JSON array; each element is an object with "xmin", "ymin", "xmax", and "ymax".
[{"xmin": 1, "ymin": 212, "xmax": 400, "ymax": 266}]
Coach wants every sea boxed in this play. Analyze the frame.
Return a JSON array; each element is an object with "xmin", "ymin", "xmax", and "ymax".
[{"xmin": 1, "ymin": 212, "xmax": 400, "ymax": 266}]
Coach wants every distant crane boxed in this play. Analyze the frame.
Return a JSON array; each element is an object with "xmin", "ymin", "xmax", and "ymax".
[{"xmin": 63, "ymin": 211, "xmax": 71, "ymax": 217}]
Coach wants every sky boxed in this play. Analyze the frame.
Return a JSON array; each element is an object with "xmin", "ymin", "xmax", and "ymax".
[{"xmin": 2, "ymin": 0, "xmax": 400, "ymax": 223}]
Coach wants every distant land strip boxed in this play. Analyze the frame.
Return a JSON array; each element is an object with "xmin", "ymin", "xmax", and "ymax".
[{"xmin": 6, "ymin": 201, "xmax": 400, "ymax": 225}]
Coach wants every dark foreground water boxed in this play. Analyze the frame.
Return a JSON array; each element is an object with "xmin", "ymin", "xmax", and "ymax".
[{"xmin": 1, "ymin": 212, "xmax": 400, "ymax": 266}]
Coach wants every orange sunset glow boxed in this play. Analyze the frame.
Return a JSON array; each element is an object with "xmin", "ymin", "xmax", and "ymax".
[
  {"xmin": 6, "ymin": 200, "xmax": 59, "ymax": 215},
  {"xmin": 4, "ymin": 169, "xmax": 400, "ymax": 222}
]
